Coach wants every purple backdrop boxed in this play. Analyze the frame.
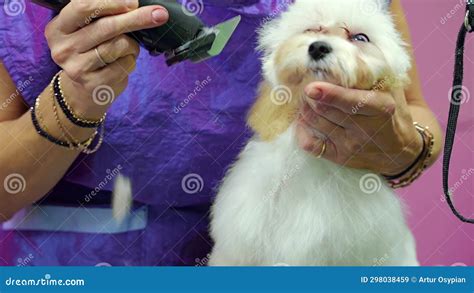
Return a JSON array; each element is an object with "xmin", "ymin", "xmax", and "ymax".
[
  {"xmin": 1, "ymin": 0, "xmax": 472, "ymax": 267},
  {"xmin": 400, "ymin": 0, "xmax": 473, "ymax": 266}
]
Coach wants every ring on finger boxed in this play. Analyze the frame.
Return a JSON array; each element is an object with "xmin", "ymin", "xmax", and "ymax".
[
  {"xmin": 95, "ymin": 47, "xmax": 108, "ymax": 67},
  {"xmin": 315, "ymin": 139, "xmax": 327, "ymax": 159}
]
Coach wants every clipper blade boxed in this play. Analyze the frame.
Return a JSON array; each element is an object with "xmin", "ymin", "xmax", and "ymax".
[
  {"xmin": 194, "ymin": 15, "xmax": 242, "ymax": 62},
  {"xmin": 165, "ymin": 15, "xmax": 241, "ymax": 65}
]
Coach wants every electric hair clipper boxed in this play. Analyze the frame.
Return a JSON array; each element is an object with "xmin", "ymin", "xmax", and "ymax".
[{"xmin": 31, "ymin": 0, "xmax": 241, "ymax": 66}]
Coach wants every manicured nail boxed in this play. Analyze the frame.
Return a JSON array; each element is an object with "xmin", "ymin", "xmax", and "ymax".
[
  {"xmin": 152, "ymin": 8, "xmax": 168, "ymax": 23},
  {"xmin": 305, "ymin": 87, "xmax": 322, "ymax": 100}
]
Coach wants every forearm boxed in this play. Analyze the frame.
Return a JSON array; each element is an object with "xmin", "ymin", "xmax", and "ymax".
[
  {"xmin": 0, "ymin": 0, "xmax": 160, "ymax": 220},
  {"xmin": 392, "ymin": 0, "xmax": 443, "ymax": 168},
  {"xmin": 0, "ymin": 83, "xmax": 100, "ymax": 221},
  {"xmin": 408, "ymin": 102, "xmax": 443, "ymax": 166}
]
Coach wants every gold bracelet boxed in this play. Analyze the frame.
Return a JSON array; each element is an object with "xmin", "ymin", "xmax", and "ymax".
[
  {"xmin": 385, "ymin": 122, "xmax": 435, "ymax": 189},
  {"xmin": 49, "ymin": 80, "xmax": 105, "ymax": 154},
  {"xmin": 35, "ymin": 93, "xmax": 52, "ymax": 136},
  {"xmin": 33, "ymin": 91, "xmax": 88, "ymax": 149},
  {"xmin": 35, "ymin": 89, "xmax": 74, "ymax": 144},
  {"xmin": 55, "ymin": 71, "xmax": 106, "ymax": 127}
]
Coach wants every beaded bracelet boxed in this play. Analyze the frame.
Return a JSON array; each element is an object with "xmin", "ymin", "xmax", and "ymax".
[
  {"xmin": 384, "ymin": 123, "xmax": 435, "ymax": 189},
  {"xmin": 31, "ymin": 94, "xmax": 81, "ymax": 149},
  {"xmin": 49, "ymin": 79, "xmax": 105, "ymax": 154},
  {"xmin": 31, "ymin": 76, "xmax": 105, "ymax": 154},
  {"xmin": 53, "ymin": 72, "xmax": 106, "ymax": 128}
]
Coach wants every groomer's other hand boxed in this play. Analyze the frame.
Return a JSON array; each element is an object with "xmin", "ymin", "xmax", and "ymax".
[
  {"xmin": 44, "ymin": 0, "xmax": 169, "ymax": 119},
  {"xmin": 297, "ymin": 82, "xmax": 423, "ymax": 176}
]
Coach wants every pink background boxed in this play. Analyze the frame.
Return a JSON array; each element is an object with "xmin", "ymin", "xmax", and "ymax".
[
  {"xmin": 400, "ymin": 0, "xmax": 473, "ymax": 266},
  {"xmin": 2, "ymin": 0, "xmax": 471, "ymax": 267}
]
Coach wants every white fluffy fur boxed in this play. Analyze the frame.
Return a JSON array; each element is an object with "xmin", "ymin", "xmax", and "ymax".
[
  {"xmin": 258, "ymin": 0, "xmax": 410, "ymax": 86},
  {"xmin": 113, "ymin": 174, "xmax": 132, "ymax": 223},
  {"xmin": 210, "ymin": 126, "xmax": 417, "ymax": 265},
  {"xmin": 209, "ymin": 0, "xmax": 418, "ymax": 266}
]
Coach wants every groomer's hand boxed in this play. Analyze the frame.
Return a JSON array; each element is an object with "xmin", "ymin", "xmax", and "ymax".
[
  {"xmin": 45, "ymin": 0, "xmax": 169, "ymax": 119},
  {"xmin": 298, "ymin": 82, "xmax": 423, "ymax": 176}
]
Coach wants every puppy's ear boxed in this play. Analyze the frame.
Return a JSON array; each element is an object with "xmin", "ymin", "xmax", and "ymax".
[{"xmin": 247, "ymin": 81, "xmax": 299, "ymax": 142}]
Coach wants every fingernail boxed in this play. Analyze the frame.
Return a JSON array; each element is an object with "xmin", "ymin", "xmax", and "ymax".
[
  {"xmin": 152, "ymin": 8, "xmax": 168, "ymax": 23},
  {"xmin": 305, "ymin": 87, "xmax": 322, "ymax": 100}
]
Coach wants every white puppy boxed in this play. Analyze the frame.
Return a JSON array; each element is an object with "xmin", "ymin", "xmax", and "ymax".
[{"xmin": 209, "ymin": 0, "xmax": 419, "ymax": 266}]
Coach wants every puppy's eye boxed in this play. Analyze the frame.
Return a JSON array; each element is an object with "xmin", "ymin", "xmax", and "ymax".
[{"xmin": 351, "ymin": 33, "xmax": 370, "ymax": 43}]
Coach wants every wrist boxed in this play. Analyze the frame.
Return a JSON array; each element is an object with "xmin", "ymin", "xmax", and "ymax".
[
  {"xmin": 60, "ymin": 72, "xmax": 110, "ymax": 120},
  {"xmin": 31, "ymin": 73, "xmax": 105, "ymax": 153},
  {"xmin": 383, "ymin": 123, "xmax": 435, "ymax": 188},
  {"xmin": 35, "ymin": 89, "xmax": 96, "ymax": 144},
  {"xmin": 381, "ymin": 125, "xmax": 424, "ymax": 177}
]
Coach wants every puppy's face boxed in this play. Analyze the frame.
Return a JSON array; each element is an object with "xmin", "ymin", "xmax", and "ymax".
[
  {"xmin": 248, "ymin": 0, "xmax": 411, "ymax": 141},
  {"xmin": 259, "ymin": 0, "xmax": 411, "ymax": 90},
  {"xmin": 272, "ymin": 25, "xmax": 388, "ymax": 89}
]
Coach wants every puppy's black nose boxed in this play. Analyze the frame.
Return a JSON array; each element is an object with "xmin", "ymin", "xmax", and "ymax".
[{"xmin": 308, "ymin": 41, "xmax": 332, "ymax": 61}]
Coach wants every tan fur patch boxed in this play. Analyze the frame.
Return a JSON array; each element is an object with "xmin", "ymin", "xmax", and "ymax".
[
  {"xmin": 247, "ymin": 82, "xmax": 301, "ymax": 142},
  {"xmin": 249, "ymin": 28, "xmax": 407, "ymax": 142},
  {"xmin": 355, "ymin": 57, "xmax": 377, "ymax": 90}
]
